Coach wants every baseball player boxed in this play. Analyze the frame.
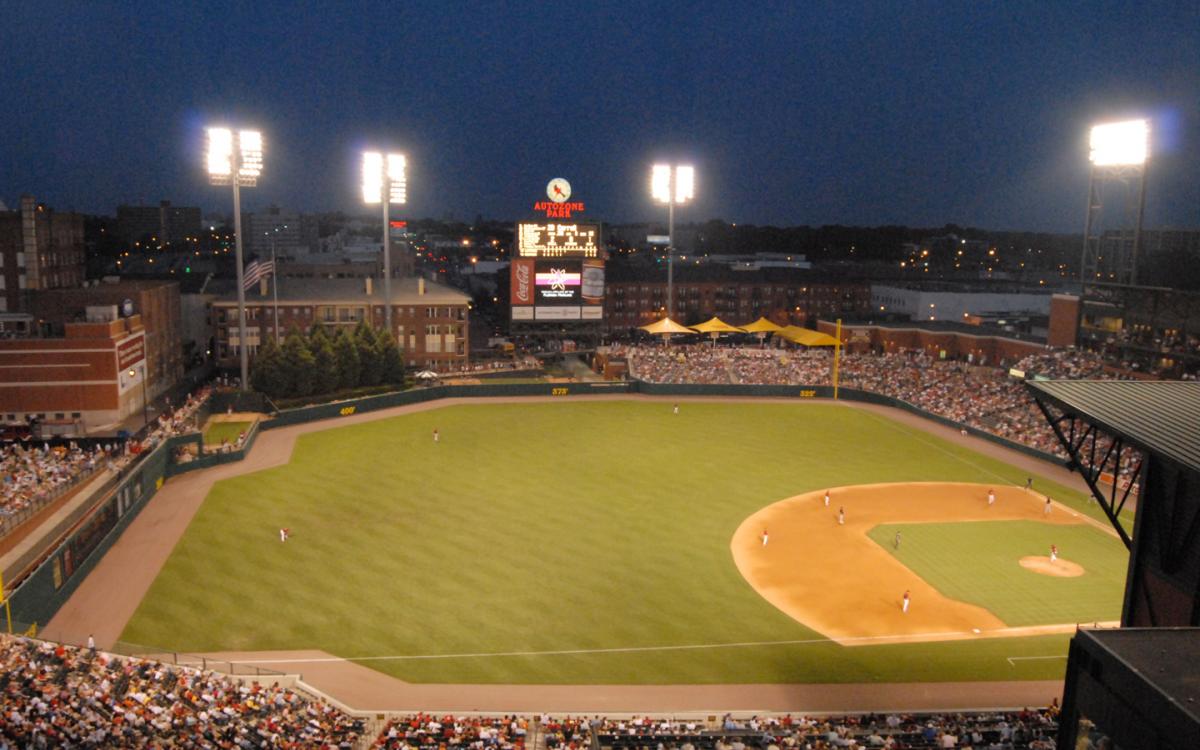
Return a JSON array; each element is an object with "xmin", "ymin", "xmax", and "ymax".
[
  {"xmin": 902, "ymin": 590, "xmax": 911, "ymax": 614},
  {"xmin": 279, "ymin": 527, "xmax": 289, "ymax": 542},
  {"xmin": 824, "ymin": 490, "xmax": 831, "ymax": 508},
  {"xmin": 1025, "ymin": 477, "xmax": 1034, "ymax": 491},
  {"xmin": 987, "ymin": 488, "xmax": 996, "ymax": 506},
  {"xmin": 894, "ymin": 531, "xmax": 901, "ymax": 549},
  {"xmin": 1044, "ymin": 497, "xmax": 1052, "ymax": 515},
  {"xmin": 838, "ymin": 506, "xmax": 845, "ymax": 526},
  {"xmin": 1050, "ymin": 544, "xmax": 1058, "ymax": 562},
  {"xmin": 433, "ymin": 428, "xmax": 440, "ymax": 443},
  {"xmin": 761, "ymin": 529, "xmax": 769, "ymax": 547},
  {"xmin": 673, "ymin": 403, "xmax": 679, "ymax": 414}
]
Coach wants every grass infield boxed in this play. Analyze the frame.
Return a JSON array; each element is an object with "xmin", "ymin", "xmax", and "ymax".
[
  {"xmin": 122, "ymin": 401, "xmax": 1126, "ymax": 684},
  {"xmin": 867, "ymin": 521, "xmax": 1126, "ymax": 626}
]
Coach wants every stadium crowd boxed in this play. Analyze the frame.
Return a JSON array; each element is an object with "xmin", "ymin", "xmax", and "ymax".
[
  {"xmin": 623, "ymin": 344, "xmax": 1135, "ymax": 466},
  {"xmin": 373, "ymin": 713, "xmax": 528, "ymax": 749},
  {"xmin": 0, "ymin": 442, "xmax": 116, "ymax": 522},
  {"xmin": 0, "ymin": 633, "xmax": 364, "ymax": 748}
]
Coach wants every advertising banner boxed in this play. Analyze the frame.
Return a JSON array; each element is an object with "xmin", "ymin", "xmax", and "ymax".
[{"xmin": 510, "ymin": 259, "xmax": 535, "ymax": 306}]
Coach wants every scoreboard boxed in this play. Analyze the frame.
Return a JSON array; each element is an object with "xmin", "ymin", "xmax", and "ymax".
[{"xmin": 512, "ymin": 221, "xmax": 604, "ymax": 322}]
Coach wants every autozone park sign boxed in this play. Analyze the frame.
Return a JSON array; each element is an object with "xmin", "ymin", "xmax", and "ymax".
[{"xmin": 117, "ymin": 334, "xmax": 145, "ymax": 370}]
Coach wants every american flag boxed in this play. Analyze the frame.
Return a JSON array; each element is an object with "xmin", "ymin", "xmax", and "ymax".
[{"xmin": 242, "ymin": 259, "xmax": 275, "ymax": 290}]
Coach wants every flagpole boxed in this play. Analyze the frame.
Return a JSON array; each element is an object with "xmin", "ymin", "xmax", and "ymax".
[{"xmin": 271, "ymin": 236, "xmax": 280, "ymax": 344}]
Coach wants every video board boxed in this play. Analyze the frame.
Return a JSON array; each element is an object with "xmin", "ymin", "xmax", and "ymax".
[
  {"xmin": 511, "ymin": 257, "xmax": 604, "ymax": 321},
  {"xmin": 517, "ymin": 222, "xmax": 601, "ymax": 258}
]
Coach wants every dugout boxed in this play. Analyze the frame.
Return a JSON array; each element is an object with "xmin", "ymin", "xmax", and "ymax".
[{"xmin": 1057, "ymin": 627, "xmax": 1200, "ymax": 750}]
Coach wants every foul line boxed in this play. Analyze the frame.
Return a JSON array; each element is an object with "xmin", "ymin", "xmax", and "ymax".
[
  {"xmin": 1006, "ymin": 655, "xmax": 1067, "ymax": 667},
  {"xmin": 857, "ymin": 410, "xmax": 1122, "ymax": 538},
  {"xmin": 175, "ymin": 625, "xmax": 1086, "ymax": 666}
]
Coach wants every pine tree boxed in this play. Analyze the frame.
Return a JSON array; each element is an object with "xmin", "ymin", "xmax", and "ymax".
[
  {"xmin": 377, "ymin": 331, "xmax": 406, "ymax": 385},
  {"xmin": 355, "ymin": 321, "xmax": 383, "ymax": 386},
  {"xmin": 250, "ymin": 335, "xmax": 286, "ymax": 398},
  {"xmin": 334, "ymin": 329, "xmax": 361, "ymax": 390},
  {"xmin": 281, "ymin": 330, "xmax": 316, "ymax": 397},
  {"xmin": 311, "ymin": 337, "xmax": 339, "ymax": 395}
]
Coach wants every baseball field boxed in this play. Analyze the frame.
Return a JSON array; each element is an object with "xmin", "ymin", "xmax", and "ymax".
[{"xmin": 117, "ymin": 400, "xmax": 1128, "ymax": 685}]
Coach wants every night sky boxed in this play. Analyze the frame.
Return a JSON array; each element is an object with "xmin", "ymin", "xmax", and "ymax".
[{"xmin": 2, "ymin": 1, "xmax": 1197, "ymax": 231}]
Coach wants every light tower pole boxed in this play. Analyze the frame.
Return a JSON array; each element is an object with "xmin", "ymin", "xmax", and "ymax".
[
  {"xmin": 651, "ymin": 164, "xmax": 694, "ymax": 319},
  {"xmin": 207, "ymin": 127, "xmax": 263, "ymax": 392},
  {"xmin": 363, "ymin": 152, "xmax": 407, "ymax": 336},
  {"xmin": 1080, "ymin": 119, "xmax": 1149, "ymax": 286}
]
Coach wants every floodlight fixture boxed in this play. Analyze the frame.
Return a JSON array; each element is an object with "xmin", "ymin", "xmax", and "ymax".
[
  {"xmin": 206, "ymin": 127, "xmax": 264, "ymax": 186},
  {"xmin": 1089, "ymin": 119, "xmax": 1149, "ymax": 167},
  {"xmin": 651, "ymin": 164, "xmax": 672, "ymax": 203},
  {"xmin": 649, "ymin": 163, "xmax": 697, "ymax": 320},
  {"xmin": 362, "ymin": 151, "xmax": 407, "ymax": 204}
]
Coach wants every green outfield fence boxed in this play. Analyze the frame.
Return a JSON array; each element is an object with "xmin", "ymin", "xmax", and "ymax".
[{"xmin": 5, "ymin": 379, "xmax": 1064, "ymax": 629}]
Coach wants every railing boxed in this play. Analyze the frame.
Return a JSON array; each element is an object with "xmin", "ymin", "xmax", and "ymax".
[
  {"xmin": 0, "ymin": 463, "xmax": 108, "ymax": 539},
  {"xmin": 108, "ymin": 639, "xmax": 289, "ymax": 678}
]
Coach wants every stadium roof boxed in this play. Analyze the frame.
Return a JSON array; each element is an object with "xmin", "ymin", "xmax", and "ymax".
[{"xmin": 1026, "ymin": 380, "xmax": 1200, "ymax": 474}]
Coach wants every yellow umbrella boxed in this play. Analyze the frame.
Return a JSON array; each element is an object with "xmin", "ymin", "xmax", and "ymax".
[
  {"xmin": 739, "ymin": 317, "xmax": 783, "ymax": 348},
  {"xmin": 639, "ymin": 317, "xmax": 695, "ymax": 335},
  {"xmin": 776, "ymin": 325, "xmax": 839, "ymax": 347},
  {"xmin": 690, "ymin": 316, "xmax": 744, "ymax": 346}
]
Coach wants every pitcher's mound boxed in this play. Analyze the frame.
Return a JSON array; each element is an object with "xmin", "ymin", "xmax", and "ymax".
[{"xmin": 1020, "ymin": 556, "xmax": 1084, "ymax": 577}]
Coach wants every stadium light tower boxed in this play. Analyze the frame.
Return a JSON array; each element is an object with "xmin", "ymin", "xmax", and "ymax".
[
  {"xmin": 206, "ymin": 127, "xmax": 263, "ymax": 392},
  {"xmin": 362, "ymin": 151, "xmax": 407, "ymax": 336},
  {"xmin": 1081, "ymin": 119, "xmax": 1148, "ymax": 286},
  {"xmin": 651, "ymin": 164, "xmax": 694, "ymax": 319}
]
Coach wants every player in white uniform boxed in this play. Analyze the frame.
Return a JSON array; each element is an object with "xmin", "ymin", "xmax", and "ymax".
[
  {"xmin": 824, "ymin": 490, "xmax": 831, "ymax": 507},
  {"xmin": 987, "ymin": 488, "xmax": 996, "ymax": 506},
  {"xmin": 761, "ymin": 529, "xmax": 769, "ymax": 547},
  {"xmin": 837, "ymin": 506, "xmax": 845, "ymax": 525},
  {"xmin": 902, "ymin": 590, "xmax": 911, "ymax": 614},
  {"xmin": 1050, "ymin": 544, "xmax": 1058, "ymax": 562}
]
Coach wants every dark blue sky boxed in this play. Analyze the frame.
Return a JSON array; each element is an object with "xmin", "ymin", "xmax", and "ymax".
[{"xmin": 2, "ymin": 1, "xmax": 1197, "ymax": 231}]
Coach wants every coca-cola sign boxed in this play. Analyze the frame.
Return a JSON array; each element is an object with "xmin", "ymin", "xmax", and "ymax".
[{"xmin": 510, "ymin": 259, "xmax": 534, "ymax": 305}]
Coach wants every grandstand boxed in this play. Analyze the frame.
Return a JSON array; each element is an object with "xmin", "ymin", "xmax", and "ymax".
[{"xmin": 0, "ymin": 347, "xmax": 1194, "ymax": 747}]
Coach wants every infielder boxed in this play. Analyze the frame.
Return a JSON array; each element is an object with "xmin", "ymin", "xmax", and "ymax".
[
  {"xmin": 761, "ymin": 529, "xmax": 769, "ymax": 546},
  {"xmin": 902, "ymin": 590, "xmax": 911, "ymax": 614},
  {"xmin": 837, "ymin": 506, "xmax": 845, "ymax": 525},
  {"xmin": 824, "ymin": 490, "xmax": 831, "ymax": 508},
  {"xmin": 987, "ymin": 488, "xmax": 996, "ymax": 506},
  {"xmin": 1050, "ymin": 544, "xmax": 1058, "ymax": 562},
  {"xmin": 1044, "ymin": 497, "xmax": 1052, "ymax": 515}
]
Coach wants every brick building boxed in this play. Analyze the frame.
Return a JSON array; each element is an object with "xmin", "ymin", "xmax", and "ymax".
[
  {"xmin": 211, "ymin": 276, "xmax": 469, "ymax": 371},
  {"xmin": 29, "ymin": 280, "xmax": 184, "ymax": 400},
  {"xmin": 604, "ymin": 267, "xmax": 872, "ymax": 331},
  {"xmin": 0, "ymin": 196, "xmax": 86, "ymax": 313},
  {"xmin": 0, "ymin": 314, "xmax": 148, "ymax": 433},
  {"xmin": 116, "ymin": 200, "xmax": 202, "ymax": 246},
  {"xmin": 816, "ymin": 319, "xmax": 1048, "ymax": 366}
]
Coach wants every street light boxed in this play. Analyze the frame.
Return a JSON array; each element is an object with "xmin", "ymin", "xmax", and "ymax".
[
  {"xmin": 651, "ymin": 164, "xmax": 694, "ymax": 319},
  {"xmin": 128, "ymin": 366, "xmax": 148, "ymax": 428},
  {"xmin": 206, "ymin": 126, "xmax": 263, "ymax": 392},
  {"xmin": 362, "ymin": 151, "xmax": 407, "ymax": 337}
]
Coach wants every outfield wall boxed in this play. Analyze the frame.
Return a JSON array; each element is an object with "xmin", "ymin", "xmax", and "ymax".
[{"xmin": 8, "ymin": 380, "xmax": 1064, "ymax": 628}]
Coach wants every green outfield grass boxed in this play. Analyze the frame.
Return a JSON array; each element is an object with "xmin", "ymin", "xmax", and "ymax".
[
  {"xmin": 867, "ymin": 521, "xmax": 1126, "ymax": 626},
  {"xmin": 122, "ymin": 401, "xmax": 1127, "ymax": 684},
  {"xmin": 203, "ymin": 420, "xmax": 253, "ymax": 446}
]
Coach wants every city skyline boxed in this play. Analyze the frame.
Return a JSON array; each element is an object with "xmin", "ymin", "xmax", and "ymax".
[{"xmin": 2, "ymin": 1, "xmax": 1197, "ymax": 232}]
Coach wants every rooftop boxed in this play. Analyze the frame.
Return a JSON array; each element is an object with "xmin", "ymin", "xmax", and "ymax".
[
  {"xmin": 214, "ymin": 276, "xmax": 469, "ymax": 306},
  {"xmin": 1025, "ymin": 380, "xmax": 1200, "ymax": 475}
]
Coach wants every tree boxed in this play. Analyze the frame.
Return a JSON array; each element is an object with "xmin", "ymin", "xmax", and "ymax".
[
  {"xmin": 250, "ymin": 335, "xmax": 286, "ymax": 398},
  {"xmin": 311, "ymin": 337, "xmax": 339, "ymax": 395},
  {"xmin": 355, "ymin": 321, "xmax": 383, "ymax": 386},
  {"xmin": 377, "ymin": 331, "xmax": 406, "ymax": 385},
  {"xmin": 333, "ymin": 329, "xmax": 361, "ymax": 390},
  {"xmin": 280, "ymin": 330, "xmax": 316, "ymax": 397}
]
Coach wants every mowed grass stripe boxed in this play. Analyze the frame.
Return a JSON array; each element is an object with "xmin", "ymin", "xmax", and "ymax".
[
  {"xmin": 121, "ymin": 402, "xmax": 1123, "ymax": 683},
  {"xmin": 868, "ymin": 521, "xmax": 1126, "ymax": 626}
]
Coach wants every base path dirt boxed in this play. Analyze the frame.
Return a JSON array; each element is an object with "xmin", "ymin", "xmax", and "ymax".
[
  {"xmin": 43, "ymin": 396, "xmax": 1096, "ymax": 712},
  {"xmin": 732, "ymin": 483, "xmax": 1099, "ymax": 645}
]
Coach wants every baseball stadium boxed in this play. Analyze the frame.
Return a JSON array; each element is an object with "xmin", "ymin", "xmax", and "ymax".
[{"xmin": 6, "ymin": 335, "xmax": 1194, "ymax": 749}]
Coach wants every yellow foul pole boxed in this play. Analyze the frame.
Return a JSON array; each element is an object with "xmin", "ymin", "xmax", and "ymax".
[
  {"xmin": 1, "ymin": 571, "xmax": 10, "ymax": 634},
  {"xmin": 832, "ymin": 318, "xmax": 842, "ymax": 399}
]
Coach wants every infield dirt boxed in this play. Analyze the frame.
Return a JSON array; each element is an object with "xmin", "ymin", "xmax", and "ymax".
[{"xmin": 732, "ymin": 482, "xmax": 1114, "ymax": 646}]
